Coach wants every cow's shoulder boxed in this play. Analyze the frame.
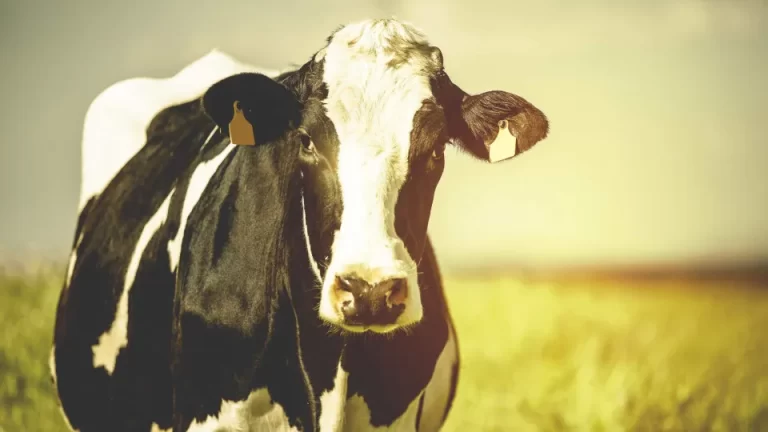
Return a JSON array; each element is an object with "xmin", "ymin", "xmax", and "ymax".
[{"xmin": 79, "ymin": 50, "xmax": 276, "ymax": 210}]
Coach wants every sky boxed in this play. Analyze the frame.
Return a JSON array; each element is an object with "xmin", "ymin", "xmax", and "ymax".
[{"xmin": 1, "ymin": 0, "xmax": 766, "ymax": 271}]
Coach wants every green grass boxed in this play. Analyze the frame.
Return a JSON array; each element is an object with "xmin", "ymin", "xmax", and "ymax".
[
  {"xmin": 442, "ymin": 277, "xmax": 768, "ymax": 432},
  {"xmin": 0, "ymin": 264, "xmax": 67, "ymax": 432},
  {"xmin": 2, "ymin": 265, "xmax": 768, "ymax": 431}
]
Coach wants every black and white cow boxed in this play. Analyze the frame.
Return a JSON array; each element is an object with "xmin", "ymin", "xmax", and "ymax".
[{"xmin": 51, "ymin": 19, "xmax": 549, "ymax": 432}]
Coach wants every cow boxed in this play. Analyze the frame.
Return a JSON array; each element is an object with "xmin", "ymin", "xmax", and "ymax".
[{"xmin": 50, "ymin": 18, "xmax": 549, "ymax": 432}]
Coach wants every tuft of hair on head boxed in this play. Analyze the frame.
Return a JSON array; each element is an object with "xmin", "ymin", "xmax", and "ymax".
[{"xmin": 327, "ymin": 18, "xmax": 442, "ymax": 71}]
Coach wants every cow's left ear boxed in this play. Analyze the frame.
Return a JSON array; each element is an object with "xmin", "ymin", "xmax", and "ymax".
[
  {"xmin": 454, "ymin": 90, "xmax": 549, "ymax": 163},
  {"xmin": 201, "ymin": 72, "xmax": 302, "ymax": 146}
]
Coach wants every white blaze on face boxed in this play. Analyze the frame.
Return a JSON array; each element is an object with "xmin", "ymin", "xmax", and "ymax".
[{"xmin": 318, "ymin": 19, "xmax": 442, "ymax": 329}]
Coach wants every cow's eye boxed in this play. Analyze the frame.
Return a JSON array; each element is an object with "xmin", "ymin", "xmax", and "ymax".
[{"xmin": 299, "ymin": 129, "xmax": 315, "ymax": 151}]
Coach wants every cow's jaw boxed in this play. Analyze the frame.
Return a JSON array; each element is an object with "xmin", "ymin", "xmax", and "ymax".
[{"xmin": 315, "ymin": 19, "xmax": 441, "ymax": 333}]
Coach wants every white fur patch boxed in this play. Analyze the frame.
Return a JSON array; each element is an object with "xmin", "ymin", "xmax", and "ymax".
[
  {"xmin": 417, "ymin": 325, "xmax": 458, "ymax": 431},
  {"xmin": 318, "ymin": 19, "xmax": 441, "ymax": 331},
  {"xmin": 48, "ymin": 346, "xmax": 57, "ymax": 384},
  {"xmin": 285, "ymin": 249, "xmax": 319, "ymax": 432},
  {"xmin": 319, "ymin": 360, "xmax": 349, "ymax": 432},
  {"xmin": 186, "ymin": 388, "xmax": 299, "ymax": 432},
  {"xmin": 343, "ymin": 390, "xmax": 424, "ymax": 432},
  {"xmin": 92, "ymin": 191, "xmax": 172, "ymax": 374},
  {"xmin": 167, "ymin": 143, "xmax": 236, "ymax": 272},
  {"xmin": 300, "ymin": 179, "xmax": 322, "ymax": 284},
  {"xmin": 78, "ymin": 50, "xmax": 274, "ymax": 211},
  {"xmin": 65, "ymin": 233, "xmax": 84, "ymax": 288},
  {"xmin": 58, "ymin": 407, "xmax": 79, "ymax": 432}
]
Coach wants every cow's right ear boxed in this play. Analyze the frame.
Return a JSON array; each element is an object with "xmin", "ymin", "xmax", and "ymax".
[{"xmin": 201, "ymin": 73, "xmax": 302, "ymax": 145}]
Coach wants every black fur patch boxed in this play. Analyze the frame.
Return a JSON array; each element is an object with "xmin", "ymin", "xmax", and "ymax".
[{"xmin": 53, "ymin": 99, "xmax": 216, "ymax": 431}]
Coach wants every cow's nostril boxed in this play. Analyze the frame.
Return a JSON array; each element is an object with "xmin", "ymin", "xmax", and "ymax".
[
  {"xmin": 336, "ymin": 276, "xmax": 353, "ymax": 292},
  {"xmin": 340, "ymin": 298, "xmax": 355, "ymax": 318},
  {"xmin": 386, "ymin": 278, "xmax": 408, "ymax": 308}
]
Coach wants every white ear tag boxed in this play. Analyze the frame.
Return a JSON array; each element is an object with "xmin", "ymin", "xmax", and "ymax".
[{"xmin": 488, "ymin": 119, "xmax": 517, "ymax": 163}]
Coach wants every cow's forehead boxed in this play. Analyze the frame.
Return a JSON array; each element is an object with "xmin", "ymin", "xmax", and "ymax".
[
  {"xmin": 318, "ymin": 19, "xmax": 443, "ymax": 156},
  {"xmin": 321, "ymin": 19, "xmax": 439, "ymax": 68}
]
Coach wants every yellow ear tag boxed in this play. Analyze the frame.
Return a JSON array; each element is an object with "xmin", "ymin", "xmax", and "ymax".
[
  {"xmin": 488, "ymin": 119, "xmax": 518, "ymax": 163},
  {"xmin": 228, "ymin": 101, "xmax": 256, "ymax": 146}
]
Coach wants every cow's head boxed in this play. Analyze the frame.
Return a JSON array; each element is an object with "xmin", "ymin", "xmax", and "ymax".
[{"xmin": 201, "ymin": 19, "xmax": 548, "ymax": 333}]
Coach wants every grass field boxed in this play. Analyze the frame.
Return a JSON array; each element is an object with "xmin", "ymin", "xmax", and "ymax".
[{"xmin": 2, "ymin": 264, "xmax": 767, "ymax": 431}]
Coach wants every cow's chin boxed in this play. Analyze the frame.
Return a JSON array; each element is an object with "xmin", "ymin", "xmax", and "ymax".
[
  {"xmin": 333, "ymin": 307, "xmax": 424, "ymax": 335},
  {"xmin": 318, "ymin": 309, "xmax": 424, "ymax": 335}
]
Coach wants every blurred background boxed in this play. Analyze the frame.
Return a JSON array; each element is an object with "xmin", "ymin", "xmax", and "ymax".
[{"xmin": 1, "ymin": 0, "xmax": 767, "ymax": 430}]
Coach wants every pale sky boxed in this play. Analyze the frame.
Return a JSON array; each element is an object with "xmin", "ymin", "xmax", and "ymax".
[{"xmin": 1, "ymin": 0, "xmax": 766, "ymax": 270}]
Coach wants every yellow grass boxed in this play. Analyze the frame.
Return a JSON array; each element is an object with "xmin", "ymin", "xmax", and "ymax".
[
  {"xmin": 1, "ymin": 265, "xmax": 767, "ymax": 431},
  {"xmin": 442, "ymin": 276, "xmax": 768, "ymax": 431}
]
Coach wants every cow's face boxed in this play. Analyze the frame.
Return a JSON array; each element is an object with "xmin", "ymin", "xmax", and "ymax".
[{"xmin": 202, "ymin": 19, "xmax": 549, "ymax": 334}]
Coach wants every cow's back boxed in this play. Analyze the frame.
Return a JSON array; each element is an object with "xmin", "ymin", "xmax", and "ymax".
[
  {"xmin": 78, "ymin": 50, "xmax": 274, "ymax": 211},
  {"xmin": 52, "ymin": 51, "xmax": 272, "ymax": 432}
]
